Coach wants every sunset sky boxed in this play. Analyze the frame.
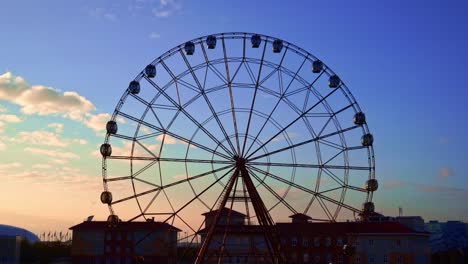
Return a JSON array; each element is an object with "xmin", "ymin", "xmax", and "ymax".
[{"xmin": 1, "ymin": 0, "xmax": 467, "ymax": 236}]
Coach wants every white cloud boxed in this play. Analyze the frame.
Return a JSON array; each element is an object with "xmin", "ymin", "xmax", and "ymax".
[
  {"xmin": 0, "ymin": 72, "xmax": 94, "ymax": 119},
  {"xmin": 0, "ymin": 140, "xmax": 5, "ymax": 150},
  {"xmin": 25, "ymin": 147, "xmax": 80, "ymax": 160},
  {"xmin": 17, "ymin": 131, "xmax": 68, "ymax": 147},
  {"xmin": 439, "ymin": 167, "xmax": 454, "ymax": 177},
  {"xmin": 0, "ymin": 72, "xmax": 114, "ymax": 133},
  {"xmin": 0, "ymin": 122, "xmax": 4, "ymax": 134},
  {"xmin": 151, "ymin": 0, "xmax": 181, "ymax": 18},
  {"xmin": 88, "ymin": 7, "xmax": 117, "ymax": 22},
  {"xmin": 32, "ymin": 164, "xmax": 53, "ymax": 169},
  {"xmin": 149, "ymin": 32, "xmax": 161, "ymax": 39},
  {"xmin": 91, "ymin": 141, "xmax": 159, "ymax": 159},
  {"xmin": 0, "ymin": 105, "xmax": 7, "ymax": 112},
  {"xmin": 156, "ymin": 134, "xmax": 178, "ymax": 144},
  {"xmin": 49, "ymin": 158, "xmax": 69, "ymax": 164},
  {"xmin": 72, "ymin": 139, "xmax": 88, "ymax": 145},
  {"xmin": 172, "ymin": 174, "xmax": 186, "ymax": 180},
  {"xmin": 83, "ymin": 113, "xmax": 110, "ymax": 133},
  {"xmin": 0, "ymin": 162, "xmax": 21, "ymax": 170},
  {"xmin": 272, "ymin": 132, "xmax": 298, "ymax": 142},
  {"xmin": 0, "ymin": 114, "xmax": 21, "ymax": 123},
  {"xmin": 48, "ymin": 123, "xmax": 64, "ymax": 133},
  {"xmin": 153, "ymin": 10, "xmax": 170, "ymax": 17},
  {"xmin": 12, "ymin": 130, "xmax": 88, "ymax": 147}
]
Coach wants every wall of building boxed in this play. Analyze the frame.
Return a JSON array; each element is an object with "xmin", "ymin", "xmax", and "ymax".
[{"xmin": 0, "ymin": 236, "xmax": 20, "ymax": 264}]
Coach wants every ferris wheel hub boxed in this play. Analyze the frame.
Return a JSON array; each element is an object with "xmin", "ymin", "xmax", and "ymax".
[{"xmin": 233, "ymin": 155, "xmax": 247, "ymax": 169}]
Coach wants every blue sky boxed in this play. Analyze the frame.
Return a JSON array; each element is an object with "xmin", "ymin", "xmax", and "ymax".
[{"xmin": 1, "ymin": 0, "xmax": 467, "ymax": 234}]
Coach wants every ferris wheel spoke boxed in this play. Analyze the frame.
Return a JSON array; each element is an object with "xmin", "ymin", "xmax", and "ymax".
[
  {"xmin": 112, "ymin": 165, "xmax": 233, "ymax": 206},
  {"xmin": 248, "ymin": 161, "xmax": 368, "ymax": 171},
  {"xmin": 321, "ymin": 168, "xmax": 346, "ymax": 186},
  {"xmin": 346, "ymin": 185, "xmax": 367, "ymax": 192},
  {"xmin": 142, "ymin": 189, "xmax": 163, "ymax": 214},
  {"xmin": 133, "ymin": 177, "xmax": 160, "ymax": 188},
  {"xmin": 134, "ymin": 140, "xmax": 158, "ymax": 158},
  {"xmin": 162, "ymin": 166, "xmax": 236, "ymax": 224},
  {"xmin": 319, "ymin": 186, "xmax": 344, "ymax": 195},
  {"xmin": 243, "ymin": 59, "xmax": 257, "ymax": 83},
  {"xmin": 109, "ymin": 156, "xmax": 233, "ymax": 165},
  {"xmin": 257, "ymin": 47, "xmax": 288, "ymax": 87},
  {"xmin": 248, "ymin": 125, "xmax": 360, "ymax": 162},
  {"xmin": 243, "ymin": 65, "xmax": 324, "ymax": 158},
  {"xmin": 247, "ymin": 167, "xmax": 298, "ymax": 215},
  {"xmin": 144, "ymin": 77, "xmax": 235, "ymax": 157},
  {"xmin": 221, "ymin": 37, "xmax": 241, "ymax": 154},
  {"xmin": 316, "ymin": 103, "xmax": 355, "ymax": 137},
  {"xmin": 117, "ymin": 110, "xmax": 231, "ymax": 160},
  {"xmin": 316, "ymin": 196, "xmax": 334, "ymax": 221},
  {"xmin": 179, "ymin": 50, "xmax": 238, "ymax": 155},
  {"xmin": 131, "ymin": 160, "xmax": 158, "ymax": 178},
  {"xmin": 240, "ymin": 38, "xmax": 268, "ymax": 156},
  {"xmin": 248, "ymin": 166, "xmax": 361, "ymax": 214},
  {"xmin": 246, "ymin": 84, "xmax": 342, "ymax": 159},
  {"xmin": 105, "ymin": 175, "xmax": 133, "ymax": 182}
]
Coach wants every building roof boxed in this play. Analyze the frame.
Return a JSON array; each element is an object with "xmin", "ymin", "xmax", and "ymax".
[
  {"xmin": 289, "ymin": 213, "xmax": 312, "ymax": 220},
  {"xmin": 0, "ymin": 224, "xmax": 39, "ymax": 243},
  {"xmin": 202, "ymin": 208, "xmax": 246, "ymax": 217},
  {"xmin": 275, "ymin": 221, "xmax": 429, "ymax": 236},
  {"xmin": 69, "ymin": 221, "xmax": 181, "ymax": 232}
]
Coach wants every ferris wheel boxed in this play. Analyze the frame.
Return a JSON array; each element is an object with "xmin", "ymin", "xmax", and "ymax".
[{"xmin": 99, "ymin": 32, "xmax": 377, "ymax": 262}]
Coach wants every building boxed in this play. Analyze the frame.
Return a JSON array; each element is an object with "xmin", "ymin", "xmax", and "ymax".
[
  {"xmin": 276, "ymin": 214, "xmax": 430, "ymax": 264},
  {"xmin": 198, "ymin": 208, "xmax": 271, "ymax": 263},
  {"xmin": 0, "ymin": 236, "xmax": 21, "ymax": 264},
  {"xmin": 0, "ymin": 224, "xmax": 40, "ymax": 264},
  {"xmin": 196, "ymin": 208, "xmax": 430, "ymax": 264},
  {"xmin": 425, "ymin": 220, "xmax": 468, "ymax": 263},
  {"xmin": 70, "ymin": 220, "xmax": 180, "ymax": 264}
]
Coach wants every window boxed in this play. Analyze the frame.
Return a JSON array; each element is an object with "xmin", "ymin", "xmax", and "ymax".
[
  {"xmin": 105, "ymin": 232, "xmax": 111, "ymax": 241},
  {"xmin": 397, "ymin": 256, "xmax": 402, "ymax": 264},
  {"xmin": 126, "ymin": 232, "xmax": 132, "ymax": 241},
  {"xmin": 336, "ymin": 237, "xmax": 343, "ymax": 246},
  {"xmin": 303, "ymin": 238, "xmax": 309, "ymax": 248},
  {"xmin": 368, "ymin": 239, "xmax": 374, "ymax": 248},
  {"xmin": 314, "ymin": 255, "xmax": 320, "ymax": 263},
  {"xmin": 383, "ymin": 255, "xmax": 388, "ymax": 264},
  {"xmin": 116, "ymin": 232, "xmax": 121, "ymax": 241},
  {"xmin": 105, "ymin": 245, "xmax": 111, "ymax": 253},
  {"xmin": 314, "ymin": 237, "xmax": 320, "ymax": 247},
  {"xmin": 356, "ymin": 255, "xmax": 361, "ymax": 264},
  {"xmin": 337, "ymin": 255, "xmax": 344, "ymax": 264},
  {"xmin": 326, "ymin": 253, "xmax": 332, "ymax": 263},
  {"xmin": 325, "ymin": 237, "xmax": 331, "ymax": 247},
  {"xmin": 292, "ymin": 237, "xmax": 297, "ymax": 247},
  {"xmin": 303, "ymin": 253, "xmax": 309, "ymax": 263},
  {"xmin": 396, "ymin": 239, "xmax": 401, "ymax": 248},
  {"xmin": 369, "ymin": 255, "xmax": 375, "ymax": 264}
]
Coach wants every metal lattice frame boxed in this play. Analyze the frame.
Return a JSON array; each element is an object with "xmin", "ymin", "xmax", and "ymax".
[{"xmin": 101, "ymin": 32, "xmax": 376, "ymax": 263}]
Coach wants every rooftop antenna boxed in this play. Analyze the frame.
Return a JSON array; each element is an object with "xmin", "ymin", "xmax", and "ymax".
[{"xmin": 398, "ymin": 207, "xmax": 403, "ymax": 217}]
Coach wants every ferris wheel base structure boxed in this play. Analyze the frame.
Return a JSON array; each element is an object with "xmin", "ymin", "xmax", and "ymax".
[{"xmin": 98, "ymin": 32, "xmax": 377, "ymax": 263}]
